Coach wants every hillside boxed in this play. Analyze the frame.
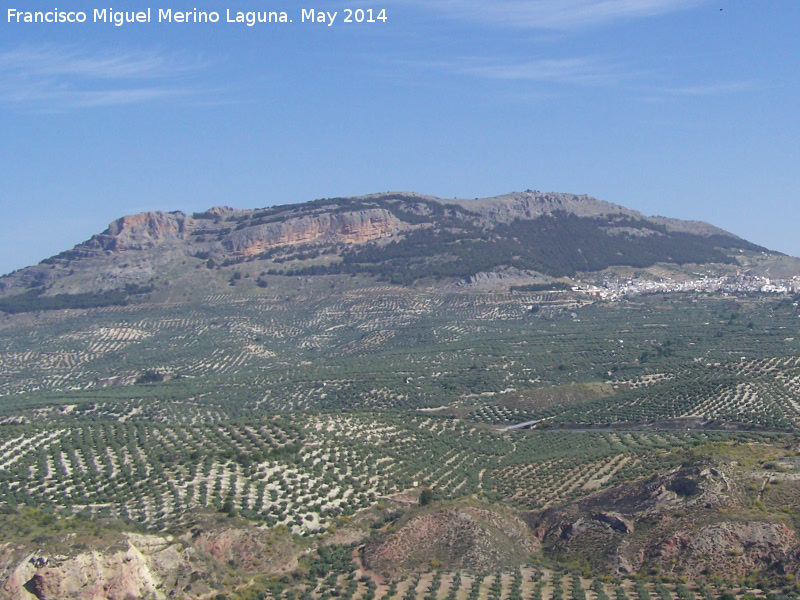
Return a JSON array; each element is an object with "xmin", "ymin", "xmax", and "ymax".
[{"xmin": 0, "ymin": 191, "xmax": 772, "ymax": 299}]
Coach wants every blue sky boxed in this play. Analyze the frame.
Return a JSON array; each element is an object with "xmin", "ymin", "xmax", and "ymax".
[{"xmin": 1, "ymin": 0, "xmax": 799, "ymax": 276}]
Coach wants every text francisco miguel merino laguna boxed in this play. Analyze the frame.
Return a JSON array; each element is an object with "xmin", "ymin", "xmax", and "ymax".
[{"xmin": 7, "ymin": 7, "xmax": 388, "ymax": 26}]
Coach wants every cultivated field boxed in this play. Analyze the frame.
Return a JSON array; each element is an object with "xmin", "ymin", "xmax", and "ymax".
[{"xmin": 2, "ymin": 287, "xmax": 800, "ymax": 597}]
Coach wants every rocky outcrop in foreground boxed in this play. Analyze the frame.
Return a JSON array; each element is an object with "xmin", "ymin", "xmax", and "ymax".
[
  {"xmin": 363, "ymin": 502, "xmax": 538, "ymax": 577},
  {"xmin": 0, "ymin": 516, "xmax": 299, "ymax": 600},
  {"xmin": 528, "ymin": 463, "xmax": 800, "ymax": 576}
]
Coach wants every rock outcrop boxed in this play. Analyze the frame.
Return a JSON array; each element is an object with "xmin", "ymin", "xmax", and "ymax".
[
  {"xmin": 2, "ymin": 536, "xmax": 179, "ymax": 600},
  {"xmin": 87, "ymin": 211, "xmax": 193, "ymax": 252},
  {"xmin": 224, "ymin": 208, "xmax": 407, "ymax": 256},
  {"xmin": 0, "ymin": 519, "xmax": 301, "ymax": 600},
  {"xmin": 363, "ymin": 503, "xmax": 538, "ymax": 576},
  {"xmin": 447, "ymin": 191, "xmax": 642, "ymax": 224},
  {"xmin": 525, "ymin": 462, "xmax": 800, "ymax": 576},
  {"xmin": 448, "ymin": 191, "xmax": 738, "ymax": 237}
]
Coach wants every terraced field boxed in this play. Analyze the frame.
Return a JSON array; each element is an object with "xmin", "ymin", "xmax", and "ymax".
[
  {"xmin": 2, "ymin": 287, "xmax": 800, "ymax": 596},
  {"xmin": 1, "ymin": 290, "xmax": 799, "ymax": 416},
  {"xmin": 251, "ymin": 564, "xmax": 781, "ymax": 600},
  {"xmin": 1, "ymin": 292, "xmax": 799, "ymax": 524},
  {"xmin": 0, "ymin": 403, "xmax": 776, "ymax": 531}
]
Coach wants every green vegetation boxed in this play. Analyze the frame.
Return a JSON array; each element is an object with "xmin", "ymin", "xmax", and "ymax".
[
  {"xmin": 0, "ymin": 291, "xmax": 798, "ymax": 528},
  {"xmin": 0, "ymin": 283, "xmax": 153, "ymax": 314},
  {"xmin": 282, "ymin": 212, "xmax": 762, "ymax": 284},
  {"xmin": 1, "ymin": 280, "xmax": 800, "ymax": 594},
  {"xmin": 510, "ymin": 282, "xmax": 574, "ymax": 293},
  {"xmin": 188, "ymin": 192, "xmax": 768, "ymax": 284}
]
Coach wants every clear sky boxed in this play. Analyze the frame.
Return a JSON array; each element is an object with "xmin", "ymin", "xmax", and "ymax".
[{"xmin": 1, "ymin": 0, "xmax": 798, "ymax": 276}]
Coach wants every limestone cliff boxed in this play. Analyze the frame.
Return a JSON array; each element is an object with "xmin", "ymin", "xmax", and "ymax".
[
  {"xmin": 223, "ymin": 208, "xmax": 407, "ymax": 256},
  {"xmin": 79, "ymin": 207, "xmax": 406, "ymax": 258},
  {"xmin": 88, "ymin": 211, "xmax": 193, "ymax": 252}
]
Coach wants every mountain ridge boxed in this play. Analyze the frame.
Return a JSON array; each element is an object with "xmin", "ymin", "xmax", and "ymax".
[{"xmin": 0, "ymin": 190, "xmax": 773, "ymax": 295}]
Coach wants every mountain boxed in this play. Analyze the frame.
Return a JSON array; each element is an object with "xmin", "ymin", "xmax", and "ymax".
[{"xmin": 0, "ymin": 190, "xmax": 772, "ymax": 298}]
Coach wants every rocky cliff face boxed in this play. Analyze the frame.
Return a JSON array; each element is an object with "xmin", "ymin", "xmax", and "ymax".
[
  {"xmin": 0, "ymin": 519, "xmax": 300, "ymax": 600},
  {"xmin": 2, "ymin": 535, "xmax": 185, "ymax": 600},
  {"xmin": 77, "ymin": 207, "xmax": 407, "ymax": 258},
  {"xmin": 87, "ymin": 211, "xmax": 193, "ymax": 252},
  {"xmin": 224, "ymin": 208, "xmax": 407, "ymax": 256}
]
